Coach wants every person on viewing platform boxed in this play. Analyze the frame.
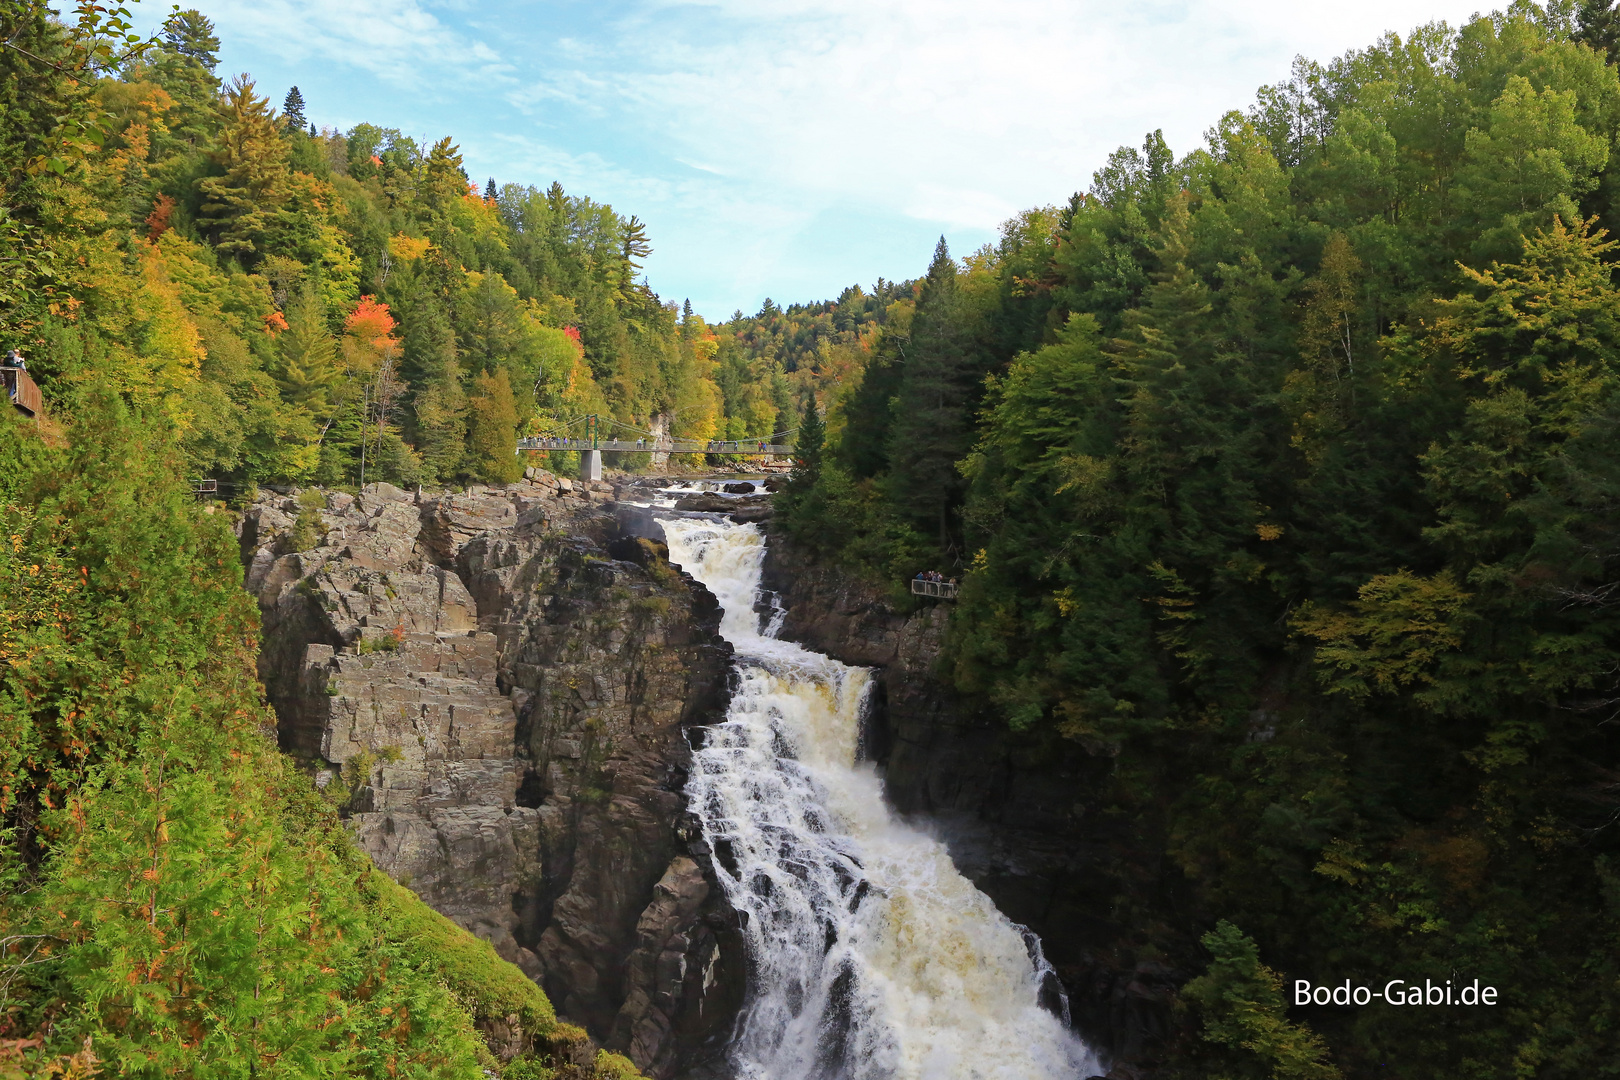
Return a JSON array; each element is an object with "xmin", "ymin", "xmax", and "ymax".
[{"xmin": 3, "ymin": 348, "xmax": 24, "ymax": 370}]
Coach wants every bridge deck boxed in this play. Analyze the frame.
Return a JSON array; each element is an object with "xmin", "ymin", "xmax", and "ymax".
[{"xmin": 518, "ymin": 437, "xmax": 791, "ymax": 455}]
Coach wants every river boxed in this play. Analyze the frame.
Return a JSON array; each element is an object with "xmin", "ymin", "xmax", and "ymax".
[{"xmin": 660, "ymin": 517, "xmax": 1101, "ymax": 1080}]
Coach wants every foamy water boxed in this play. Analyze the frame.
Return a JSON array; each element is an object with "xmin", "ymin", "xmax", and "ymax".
[{"xmin": 660, "ymin": 518, "xmax": 1100, "ymax": 1080}]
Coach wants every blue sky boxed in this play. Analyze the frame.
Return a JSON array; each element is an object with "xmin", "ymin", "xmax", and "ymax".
[{"xmin": 148, "ymin": 0, "xmax": 1489, "ymax": 321}]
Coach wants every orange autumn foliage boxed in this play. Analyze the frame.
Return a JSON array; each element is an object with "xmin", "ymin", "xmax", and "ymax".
[
  {"xmin": 345, "ymin": 296, "xmax": 396, "ymax": 350},
  {"xmin": 146, "ymin": 195, "xmax": 176, "ymax": 241}
]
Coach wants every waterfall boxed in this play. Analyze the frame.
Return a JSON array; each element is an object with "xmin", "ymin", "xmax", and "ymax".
[{"xmin": 661, "ymin": 518, "xmax": 1102, "ymax": 1080}]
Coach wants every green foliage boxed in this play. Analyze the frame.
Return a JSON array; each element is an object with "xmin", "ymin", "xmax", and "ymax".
[
  {"xmin": 1180, "ymin": 922, "xmax": 1340, "ymax": 1080},
  {"xmin": 365, "ymin": 869, "xmax": 554, "ymax": 1031},
  {"xmin": 197, "ymin": 74, "xmax": 290, "ymax": 261},
  {"xmin": 3, "ymin": 1, "xmax": 836, "ymax": 490},
  {"xmin": 0, "ymin": 380, "xmax": 637, "ymax": 1079},
  {"xmin": 775, "ymin": 394, "xmax": 823, "ymax": 524},
  {"xmin": 783, "ymin": 9, "xmax": 1620, "ymax": 1075},
  {"xmin": 468, "ymin": 367, "xmax": 524, "ymax": 484},
  {"xmin": 0, "ymin": 395, "xmax": 506, "ymax": 1077}
]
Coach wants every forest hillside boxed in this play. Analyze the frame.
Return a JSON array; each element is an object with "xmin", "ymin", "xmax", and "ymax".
[
  {"xmin": 776, "ymin": 1, "xmax": 1620, "ymax": 1076},
  {"xmin": 0, "ymin": 1, "xmax": 881, "ymax": 492},
  {"xmin": 12, "ymin": 0, "xmax": 1620, "ymax": 1076}
]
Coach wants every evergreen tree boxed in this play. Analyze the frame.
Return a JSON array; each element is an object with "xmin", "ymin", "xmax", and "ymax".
[
  {"xmin": 282, "ymin": 85, "xmax": 307, "ymax": 130},
  {"xmin": 794, "ymin": 393, "xmax": 823, "ymax": 483},
  {"xmin": 423, "ymin": 136, "xmax": 467, "ymax": 214},
  {"xmin": 466, "ymin": 368, "xmax": 523, "ymax": 484},
  {"xmin": 415, "ymin": 366, "xmax": 468, "ymax": 484},
  {"xmin": 145, "ymin": 9, "xmax": 222, "ymax": 149},
  {"xmin": 885, "ymin": 237, "xmax": 976, "ymax": 552},
  {"xmin": 197, "ymin": 75, "xmax": 289, "ymax": 260},
  {"xmin": 776, "ymin": 394, "xmax": 825, "ymax": 539},
  {"xmin": 484, "ymin": 176, "xmax": 497, "ymax": 200},
  {"xmin": 1577, "ymin": 0, "xmax": 1620, "ymax": 60},
  {"xmin": 623, "ymin": 214, "xmax": 651, "ymax": 274},
  {"xmin": 274, "ymin": 285, "xmax": 340, "ymax": 417},
  {"xmin": 162, "ymin": 8, "xmax": 219, "ymax": 66},
  {"xmin": 836, "ymin": 331, "xmax": 905, "ymax": 479}
]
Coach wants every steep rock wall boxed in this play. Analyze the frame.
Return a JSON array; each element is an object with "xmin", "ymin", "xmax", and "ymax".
[
  {"xmin": 760, "ymin": 540, "xmax": 1177, "ymax": 1071},
  {"xmin": 240, "ymin": 475, "xmax": 743, "ymax": 1079}
]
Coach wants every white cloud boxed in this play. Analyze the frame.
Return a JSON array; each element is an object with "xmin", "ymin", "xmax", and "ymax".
[
  {"xmin": 497, "ymin": 0, "xmax": 1486, "ymax": 234},
  {"xmin": 183, "ymin": 0, "xmax": 511, "ymax": 90}
]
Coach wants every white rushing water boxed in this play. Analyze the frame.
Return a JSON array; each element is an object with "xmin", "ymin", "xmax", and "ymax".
[{"xmin": 660, "ymin": 517, "xmax": 1101, "ymax": 1080}]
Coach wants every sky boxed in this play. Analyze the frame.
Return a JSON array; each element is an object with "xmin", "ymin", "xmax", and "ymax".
[{"xmin": 148, "ymin": 0, "xmax": 1493, "ymax": 322}]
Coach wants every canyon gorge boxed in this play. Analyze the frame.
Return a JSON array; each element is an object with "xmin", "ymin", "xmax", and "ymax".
[{"xmin": 238, "ymin": 472, "xmax": 1139, "ymax": 1079}]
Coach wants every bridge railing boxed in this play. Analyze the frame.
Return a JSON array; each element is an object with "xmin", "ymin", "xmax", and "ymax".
[
  {"xmin": 516, "ymin": 436, "xmax": 791, "ymax": 455},
  {"xmin": 911, "ymin": 579, "xmax": 958, "ymax": 600}
]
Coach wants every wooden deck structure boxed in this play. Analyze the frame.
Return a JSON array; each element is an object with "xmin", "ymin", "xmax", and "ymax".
[{"xmin": 4, "ymin": 367, "xmax": 40, "ymax": 418}]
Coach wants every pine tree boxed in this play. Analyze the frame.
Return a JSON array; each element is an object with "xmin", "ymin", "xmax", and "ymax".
[
  {"xmin": 484, "ymin": 177, "xmax": 497, "ymax": 201},
  {"xmin": 423, "ymin": 136, "xmax": 467, "ymax": 213},
  {"xmin": 275, "ymin": 286, "xmax": 340, "ymax": 417},
  {"xmin": 777, "ymin": 395, "xmax": 825, "ymax": 537},
  {"xmin": 837, "ymin": 331, "xmax": 905, "ymax": 479},
  {"xmin": 794, "ymin": 394, "xmax": 824, "ymax": 483},
  {"xmin": 886, "ymin": 237, "xmax": 976, "ymax": 552},
  {"xmin": 415, "ymin": 367, "xmax": 468, "ymax": 484},
  {"xmin": 622, "ymin": 215, "xmax": 651, "ymax": 273},
  {"xmin": 281, "ymin": 85, "xmax": 307, "ymax": 130},
  {"xmin": 162, "ymin": 9, "xmax": 219, "ymax": 66},
  {"xmin": 466, "ymin": 368, "xmax": 523, "ymax": 484},
  {"xmin": 196, "ymin": 75, "xmax": 289, "ymax": 260},
  {"xmin": 1577, "ymin": 0, "xmax": 1620, "ymax": 61},
  {"xmin": 148, "ymin": 9, "xmax": 222, "ymax": 148}
]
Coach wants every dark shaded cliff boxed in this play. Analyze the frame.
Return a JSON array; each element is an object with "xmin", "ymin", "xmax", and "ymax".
[{"xmin": 760, "ymin": 539, "xmax": 1179, "ymax": 1073}]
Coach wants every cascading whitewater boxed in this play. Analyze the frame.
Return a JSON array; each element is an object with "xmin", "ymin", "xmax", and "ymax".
[{"xmin": 661, "ymin": 517, "xmax": 1100, "ymax": 1080}]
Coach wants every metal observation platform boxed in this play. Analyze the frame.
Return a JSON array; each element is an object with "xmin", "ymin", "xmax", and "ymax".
[{"xmin": 911, "ymin": 579, "xmax": 958, "ymax": 600}]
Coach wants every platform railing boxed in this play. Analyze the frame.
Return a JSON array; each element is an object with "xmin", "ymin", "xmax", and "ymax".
[
  {"xmin": 3, "ymin": 367, "xmax": 41, "ymax": 417},
  {"xmin": 911, "ymin": 579, "xmax": 958, "ymax": 600}
]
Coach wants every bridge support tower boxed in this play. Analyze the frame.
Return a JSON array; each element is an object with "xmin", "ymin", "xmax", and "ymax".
[{"xmin": 579, "ymin": 449, "xmax": 602, "ymax": 482}]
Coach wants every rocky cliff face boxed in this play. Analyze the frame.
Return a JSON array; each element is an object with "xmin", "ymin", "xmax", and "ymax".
[
  {"xmin": 239, "ymin": 474, "xmax": 743, "ymax": 1079},
  {"xmin": 760, "ymin": 541, "xmax": 1177, "ymax": 1073}
]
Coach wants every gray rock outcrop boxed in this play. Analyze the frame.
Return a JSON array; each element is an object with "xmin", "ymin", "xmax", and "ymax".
[{"xmin": 238, "ymin": 471, "xmax": 742, "ymax": 1078}]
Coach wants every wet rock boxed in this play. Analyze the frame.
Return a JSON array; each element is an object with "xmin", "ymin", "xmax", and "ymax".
[
  {"xmin": 721, "ymin": 482, "xmax": 755, "ymax": 494},
  {"xmin": 672, "ymin": 492, "xmax": 773, "ymax": 523}
]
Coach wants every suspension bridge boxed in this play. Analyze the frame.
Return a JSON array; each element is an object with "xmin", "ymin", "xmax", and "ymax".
[
  {"xmin": 516, "ymin": 436, "xmax": 794, "ymax": 455},
  {"xmin": 517, "ymin": 414, "xmax": 796, "ymax": 479}
]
